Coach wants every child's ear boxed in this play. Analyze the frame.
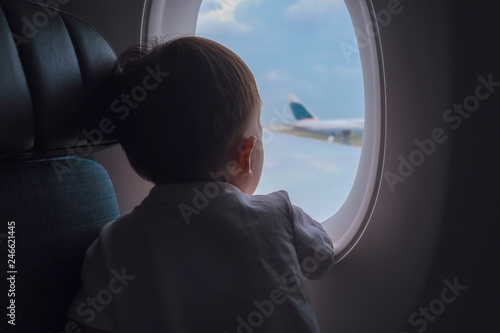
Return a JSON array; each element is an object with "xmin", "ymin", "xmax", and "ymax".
[{"xmin": 236, "ymin": 135, "xmax": 257, "ymax": 176}]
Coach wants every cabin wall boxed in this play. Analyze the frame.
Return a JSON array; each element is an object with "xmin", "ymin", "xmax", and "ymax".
[
  {"xmin": 309, "ymin": 1, "xmax": 454, "ymax": 332},
  {"xmin": 63, "ymin": 0, "xmax": 144, "ymax": 54},
  {"xmin": 414, "ymin": 2, "xmax": 500, "ymax": 332}
]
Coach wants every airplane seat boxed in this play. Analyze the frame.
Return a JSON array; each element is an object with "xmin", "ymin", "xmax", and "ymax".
[{"xmin": 0, "ymin": 0, "xmax": 119, "ymax": 331}]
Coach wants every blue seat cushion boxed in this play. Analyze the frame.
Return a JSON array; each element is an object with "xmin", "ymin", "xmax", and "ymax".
[{"xmin": 0, "ymin": 157, "xmax": 119, "ymax": 332}]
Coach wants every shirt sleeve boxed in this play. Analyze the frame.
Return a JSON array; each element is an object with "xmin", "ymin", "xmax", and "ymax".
[
  {"xmin": 66, "ymin": 238, "xmax": 116, "ymax": 332},
  {"xmin": 290, "ymin": 203, "xmax": 335, "ymax": 280}
]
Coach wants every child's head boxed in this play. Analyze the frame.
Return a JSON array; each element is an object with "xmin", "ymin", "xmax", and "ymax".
[{"xmin": 110, "ymin": 36, "xmax": 263, "ymax": 194}]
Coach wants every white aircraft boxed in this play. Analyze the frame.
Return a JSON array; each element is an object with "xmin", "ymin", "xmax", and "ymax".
[{"xmin": 281, "ymin": 94, "xmax": 364, "ymax": 144}]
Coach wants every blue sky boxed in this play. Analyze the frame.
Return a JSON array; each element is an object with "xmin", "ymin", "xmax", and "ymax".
[
  {"xmin": 195, "ymin": 0, "xmax": 364, "ymax": 126},
  {"xmin": 195, "ymin": 0, "xmax": 364, "ymax": 220}
]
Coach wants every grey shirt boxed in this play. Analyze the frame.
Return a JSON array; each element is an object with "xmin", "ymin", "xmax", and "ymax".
[{"xmin": 67, "ymin": 181, "xmax": 335, "ymax": 333}]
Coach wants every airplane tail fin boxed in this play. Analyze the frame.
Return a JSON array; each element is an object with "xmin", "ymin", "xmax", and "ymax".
[{"xmin": 287, "ymin": 94, "xmax": 318, "ymax": 121}]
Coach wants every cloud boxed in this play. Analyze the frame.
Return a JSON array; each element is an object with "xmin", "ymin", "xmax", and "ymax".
[
  {"xmin": 312, "ymin": 64, "xmax": 361, "ymax": 80},
  {"xmin": 261, "ymin": 69, "xmax": 292, "ymax": 83},
  {"xmin": 285, "ymin": 0, "xmax": 343, "ymax": 23},
  {"xmin": 311, "ymin": 64, "xmax": 330, "ymax": 78},
  {"xmin": 197, "ymin": 0, "xmax": 250, "ymax": 35}
]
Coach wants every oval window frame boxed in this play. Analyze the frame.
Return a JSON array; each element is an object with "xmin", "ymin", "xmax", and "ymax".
[{"xmin": 140, "ymin": 0, "xmax": 386, "ymax": 263}]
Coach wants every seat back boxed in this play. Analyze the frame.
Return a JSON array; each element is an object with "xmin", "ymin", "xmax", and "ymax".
[{"xmin": 0, "ymin": 0, "xmax": 119, "ymax": 331}]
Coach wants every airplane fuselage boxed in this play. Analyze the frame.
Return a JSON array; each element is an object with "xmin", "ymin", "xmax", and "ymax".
[{"xmin": 292, "ymin": 118, "xmax": 364, "ymax": 137}]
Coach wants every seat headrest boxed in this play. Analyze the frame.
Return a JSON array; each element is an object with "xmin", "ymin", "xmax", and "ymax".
[{"xmin": 0, "ymin": 0, "xmax": 117, "ymax": 161}]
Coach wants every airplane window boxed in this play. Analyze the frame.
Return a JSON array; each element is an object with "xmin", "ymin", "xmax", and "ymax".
[{"xmin": 196, "ymin": 0, "xmax": 365, "ymax": 222}]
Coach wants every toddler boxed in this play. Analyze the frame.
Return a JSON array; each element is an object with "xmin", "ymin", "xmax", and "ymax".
[{"xmin": 67, "ymin": 36, "xmax": 335, "ymax": 333}]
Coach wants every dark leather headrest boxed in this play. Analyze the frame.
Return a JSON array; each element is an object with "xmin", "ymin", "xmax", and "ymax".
[{"xmin": 0, "ymin": 0, "xmax": 117, "ymax": 161}]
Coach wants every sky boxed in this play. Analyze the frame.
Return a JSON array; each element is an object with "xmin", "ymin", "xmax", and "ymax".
[
  {"xmin": 195, "ymin": 0, "xmax": 364, "ymax": 127},
  {"xmin": 195, "ymin": 0, "xmax": 364, "ymax": 221},
  {"xmin": 255, "ymin": 130, "xmax": 360, "ymax": 222}
]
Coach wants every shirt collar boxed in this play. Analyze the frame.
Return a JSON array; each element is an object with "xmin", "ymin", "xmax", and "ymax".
[{"xmin": 140, "ymin": 181, "xmax": 241, "ymax": 206}]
